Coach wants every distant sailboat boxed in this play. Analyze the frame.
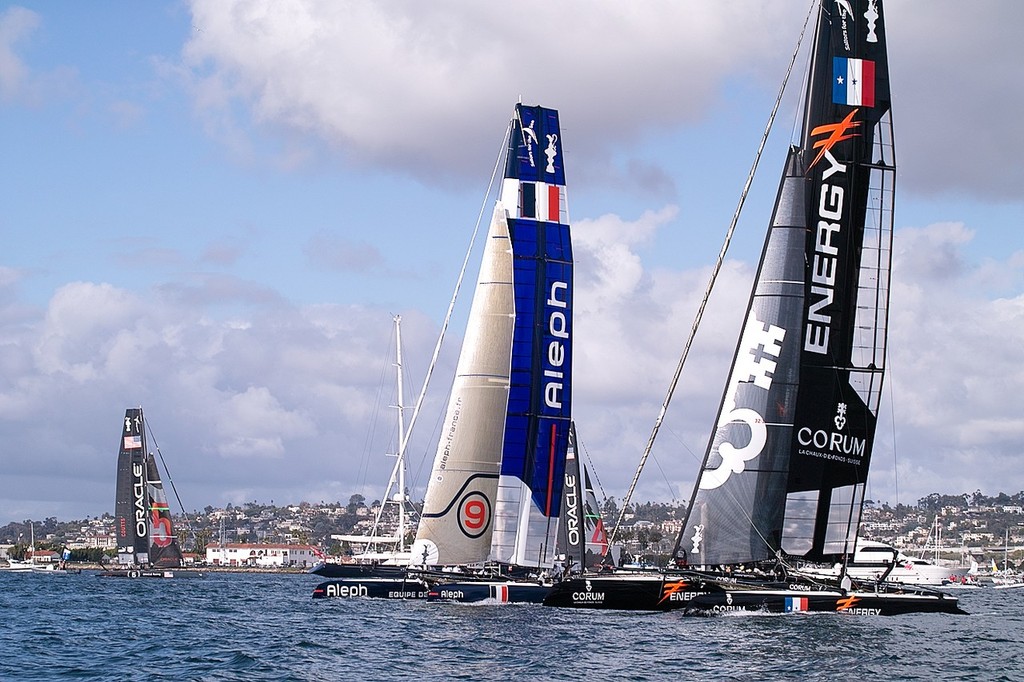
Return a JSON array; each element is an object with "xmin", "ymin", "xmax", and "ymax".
[
  {"xmin": 311, "ymin": 316, "xmax": 430, "ymax": 599},
  {"xmin": 0, "ymin": 522, "xmax": 77, "ymax": 573},
  {"xmin": 545, "ymin": 0, "xmax": 964, "ymax": 615},
  {"xmin": 99, "ymin": 407, "xmax": 183, "ymax": 579},
  {"xmin": 557, "ymin": 423, "xmax": 616, "ymax": 573}
]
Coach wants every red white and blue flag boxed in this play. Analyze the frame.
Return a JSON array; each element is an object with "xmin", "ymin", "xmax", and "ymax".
[
  {"xmin": 833, "ymin": 57, "xmax": 875, "ymax": 107},
  {"xmin": 514, "ymin": 181, "xmax": 563, "ymax": 223},
  {"xmin": 123, "ymin": 435, "xmax": 142, "ymax": 450},
  {"xmin": 784, "ymin": 596, "xmax": 809, "ymax": 612}
]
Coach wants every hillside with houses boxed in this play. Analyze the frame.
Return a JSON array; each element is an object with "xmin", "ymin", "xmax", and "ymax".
[{"xmin": 2, "ymin": 490, "xmax": 1022, "ymax": 570}]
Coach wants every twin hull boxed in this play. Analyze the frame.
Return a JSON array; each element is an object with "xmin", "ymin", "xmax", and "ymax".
[{"xmin": 541, "ymin": 573, "xmax": 965, "ymax": 615}]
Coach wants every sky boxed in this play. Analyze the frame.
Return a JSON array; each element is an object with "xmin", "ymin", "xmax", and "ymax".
[{"xmin": 1, "ymin": 0, "xmax": 1022, "ymax": 526}]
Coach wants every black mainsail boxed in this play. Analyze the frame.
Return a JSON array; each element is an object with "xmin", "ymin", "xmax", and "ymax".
[
  {"xmin": 113, "ymin": 407, "xmax": 183, "ymax": 569},
  {"xmin": 545, "ymin": 0, "xmax": 962, "ymax": 614},
  {"xmin": 675, "ymin": 0, "xmax": 893, "ymax": 568}
]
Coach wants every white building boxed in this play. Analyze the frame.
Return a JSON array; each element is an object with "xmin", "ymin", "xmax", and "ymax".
[{"xmin": 206, "ymin": 543, "xmax": 322, "ymax": 568}]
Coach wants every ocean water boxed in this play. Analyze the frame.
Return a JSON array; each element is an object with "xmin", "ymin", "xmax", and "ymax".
[{"xmin": 1, "ymin": 571, "xmax": 1020, "ymax": 681}]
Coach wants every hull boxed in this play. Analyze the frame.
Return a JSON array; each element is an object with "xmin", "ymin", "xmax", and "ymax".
[
  {"xmin": 309, "ymin": 562, "xmax": 408, "ymax": 579},
  {"xmin": 311, "ymin": 577, "xmax": 429, "ymax": 600},
  {"xmin": 543, "ymin": 572, "xmax": 721, "ymax": 611},
  {"xmin": 687, "ymin": 587, "xmax": 966, "ymax": 616},
  {"xmin": 97, "ymin": 569, "xmax": 173, "ymax": 579},
  {"xmin": 993, "ymin": 581, "xmax": 1024, "ymax": 590},
  {"xmin": 543, "ymin": 571, "xmax": 966, "ymax": 616},
  {"xmin": 427, "ymin": 580, "xmax": 551, "ymax": 604}
]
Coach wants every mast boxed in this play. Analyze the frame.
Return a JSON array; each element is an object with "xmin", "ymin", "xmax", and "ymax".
[
  {"xmin": 675, "ymin": 0, "xmax": 894, "ymax": 567},
  {"xmin": 395, "ymin": 315, "xmax": 407, "ymax": 553}
]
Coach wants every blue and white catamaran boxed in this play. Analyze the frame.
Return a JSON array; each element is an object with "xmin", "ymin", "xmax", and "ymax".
[
  {"xmin": 314, "ymin": 103, "xmax": 581, "ymax": 603},
  {"xmin": 412, "ymin": 103, "xmax": 575, "ymax": 604}
]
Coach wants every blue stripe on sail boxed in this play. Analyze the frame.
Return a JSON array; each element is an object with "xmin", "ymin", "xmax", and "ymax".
[
  {"xmin": 506, "ymin": 105, "xmax": 565, "ymax": 187},
  {"xmin": 521, "ymin": 182, "xmax": 536, "ymax": 219},
  {"xmin": 503, "ymin": 217, "xmax": 573, "ymax": 518},
  {"xmin": 831, "ymin": 57, "xmax": 847, "ymax": 106}
]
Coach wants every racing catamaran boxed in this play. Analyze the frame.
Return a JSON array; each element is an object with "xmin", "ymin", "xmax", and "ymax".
[
  {"xmin": 100, "ymin": 407, "xmax": 183, "ymax": 579},
  {"xmin": 544, "ymin": 0, "xmax": 964, "ymax": 616}
]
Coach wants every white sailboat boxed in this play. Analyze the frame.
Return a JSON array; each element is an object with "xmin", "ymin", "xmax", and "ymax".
[{"xmin": 310, "ymin": 316, "xmax": 432, "ymax": 600}]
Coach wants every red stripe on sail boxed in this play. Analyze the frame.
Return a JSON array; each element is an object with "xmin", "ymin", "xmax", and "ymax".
[
  {"xmin": 862, "ymin": 59, "xmax": 875, "ymax": 107},
  {"xmin": 548, "ymin": 184, "xmax": 560, "ymax": 222},
  {"xmin": 545, "ymin": 424, "xmax": 556, "ymax": 516}
]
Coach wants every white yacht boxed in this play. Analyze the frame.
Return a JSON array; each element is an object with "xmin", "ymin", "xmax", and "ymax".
[{"xmin": 799, "ymin": 540, "xmax": 960, "ymax": 587}]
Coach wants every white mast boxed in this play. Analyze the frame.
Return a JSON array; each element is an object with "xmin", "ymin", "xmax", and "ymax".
[{"xmin": 394, "ymin": 315, "xmax": 407, "ymax": 552}]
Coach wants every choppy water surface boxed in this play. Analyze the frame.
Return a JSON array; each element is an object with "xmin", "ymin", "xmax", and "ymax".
[{"xmin": 1, "ymin": 572, "xmax": 1019, "ymax": 680}]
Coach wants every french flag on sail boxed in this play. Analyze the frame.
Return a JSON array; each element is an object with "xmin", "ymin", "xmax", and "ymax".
[
  {"xmin": 833, "ymin": 57, "xmax": 875, "ymax": 107},
  {"xmin": 519, "ymin": 182, "xmax": 563, "ymax": 222},
  {"xmin": 784, "ymin": 596, "xmax": 809, "ymax": 612}
]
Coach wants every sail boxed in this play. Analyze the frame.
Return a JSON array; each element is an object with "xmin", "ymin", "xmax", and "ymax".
[
  {"xmin": 677, "ymin": 0, "xmax": 894, "ymax": 566},
  {"xmin": 412, "ymin": 104, "xmax": 573, "ymax": 568},
  {"xmin": 146, "ymin": 453, "xmax": 183, "ymax": 567},
  {"xmin": 113, "ymin": 407, "xmax": 183, "ymax": 568},
  {"xmin": 580, "ymin": 453, "xmax": 611, "ymax": 568},
  {"xmin": 556, "ymin": 424, "xmax": 585, "ymax": 569},
  {"xmin": 557, "ymin": 424, "xmax": 612, "ymax": 571},
  {"xmin": 489, "ymin": 104, "xmax": 573, "ymax": 568},
  {"xmin": 411, "ymin": 205, "xmax": 513, "ymax": 566},
  {"xmin": 114, "ymin": 408, "xmax": 151, "ymax": 566}
]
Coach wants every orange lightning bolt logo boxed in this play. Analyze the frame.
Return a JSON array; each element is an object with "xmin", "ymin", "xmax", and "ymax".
[
  {"xmin": 835, "ymin": 595, "xmax": 861, "ymax": 611},
  {"xmin": 808, "ymin": 109, "xmax": 862, "ymax": 169},
  {"xmin": 657, "ymin": 580, "xmax": 690, "ymax": 605}
]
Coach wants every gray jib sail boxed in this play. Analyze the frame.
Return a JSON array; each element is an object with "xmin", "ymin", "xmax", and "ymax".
[
  {"xmin": 146, "ymin": 453, "xmax": 183, "ymax": 568},
  {"xmin": 677, "ymin": 0, "xmax": 894, "ymax": 567},
  {"xmin": 410, "ymin": 204, "xmax": 513, "ymax": 567}
]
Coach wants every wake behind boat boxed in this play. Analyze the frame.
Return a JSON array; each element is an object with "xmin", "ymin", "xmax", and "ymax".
[{"xmin": 545, "ymin": 0, "xmax": 963, "ymax": 616}]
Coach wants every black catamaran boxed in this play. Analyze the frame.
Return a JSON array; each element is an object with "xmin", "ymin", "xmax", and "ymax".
[
  {"xmin": 101, "ymin": 407, "xmax": 183, "ymax": 578},
  {"xmin": 545, "ymin": 0, "xmax": 964, "ymax": 615}
]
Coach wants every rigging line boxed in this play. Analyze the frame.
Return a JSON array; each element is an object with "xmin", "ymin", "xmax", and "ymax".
[
  {"xmin": 357, "ymin": 324, "xmax": 394, "ymax": 493},
  {"xmin": 145, "ymin": 417, "xmax": 196, "ymax": 544},
  {"xmin": 402, "ymin": 116, "xmax": 514, "ymax": 497},
  {"xmin": 577, "ymin": 436, "xmax": 609, "ymax": 506},
  {"xmin": 887, "ymin": 347, "xmax": 900, "ymax": 507},
  {"xmin": 608, "ymin": 1, "xmax": 816, "ymax": 548}
]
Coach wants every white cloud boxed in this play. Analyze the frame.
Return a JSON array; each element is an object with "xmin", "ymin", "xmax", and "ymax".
[
  {"xmin": 179, "ymin": 1, "xmax": 1024, "ymax": 203},
  {"xmin": 1, "ymin": 214, "xmax": 1023, "ymax": 521},
  {"xmin": 181, "ymin": 0, "xmax": 794, "ymax": 181},
  {"xmin": 0, "ymin": 6, "xmax": 38, "ymax": 100}
]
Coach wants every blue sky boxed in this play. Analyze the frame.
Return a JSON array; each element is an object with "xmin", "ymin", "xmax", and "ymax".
[{"xmin": 1, "ymin": 1, "xmax": 1022, "ymax": 526}]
